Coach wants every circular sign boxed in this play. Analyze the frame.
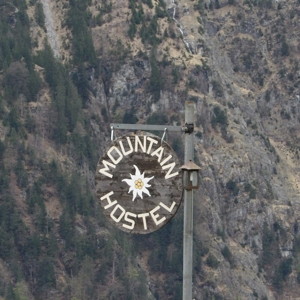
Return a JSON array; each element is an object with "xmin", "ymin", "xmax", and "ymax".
[{"xmin": 95, "ymin": 132, "xmax": 183, "ymax": 234}]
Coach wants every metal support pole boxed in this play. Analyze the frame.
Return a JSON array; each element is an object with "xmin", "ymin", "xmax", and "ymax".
[{"xmin": 183, "ymin": 101, "xmax": 195, "ymax": 300}]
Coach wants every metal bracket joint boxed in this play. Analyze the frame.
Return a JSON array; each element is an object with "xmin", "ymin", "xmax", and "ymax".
[{"xmin": 183, "ymin": 123, "xmax": 194, "ymax": 134}]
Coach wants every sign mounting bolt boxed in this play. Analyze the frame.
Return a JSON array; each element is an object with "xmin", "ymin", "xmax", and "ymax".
[{"xmin": 183, "ymin": 123, "xmax": 194, "ymax": 134}]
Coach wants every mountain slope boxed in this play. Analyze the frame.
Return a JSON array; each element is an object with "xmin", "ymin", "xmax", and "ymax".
[{"xmin": 0, "ymin": 0, "xmax": 299, "ymax": 299}]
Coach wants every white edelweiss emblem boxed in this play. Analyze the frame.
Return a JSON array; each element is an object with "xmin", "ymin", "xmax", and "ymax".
[{"xmin": 122, "ymin": 165, "xmax": 154, "ymax": 201}]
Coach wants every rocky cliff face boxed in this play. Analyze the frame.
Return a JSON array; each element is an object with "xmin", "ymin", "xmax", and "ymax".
[
  {"xmin": 0, "ymin": 0, "xmax": 299, "ymax": 299},
  {"xmin": 86, "ymin": 1, "xmax": 300, "ymax": 297}
]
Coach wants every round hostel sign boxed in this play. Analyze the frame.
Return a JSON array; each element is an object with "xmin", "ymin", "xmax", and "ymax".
[{"xmin": 95, "ymin": 132, "xmax": 183, "ymax": 234}]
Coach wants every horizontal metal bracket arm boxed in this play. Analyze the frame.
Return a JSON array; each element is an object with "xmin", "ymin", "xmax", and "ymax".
[{"xmin": 110, "ymin": 123, "xmax": 184, "ymax": 132}]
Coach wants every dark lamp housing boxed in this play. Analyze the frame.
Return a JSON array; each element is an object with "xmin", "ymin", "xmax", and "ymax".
[{"xmin": 180, "ymin": 160, "xmax": 201, "ymax": 190}]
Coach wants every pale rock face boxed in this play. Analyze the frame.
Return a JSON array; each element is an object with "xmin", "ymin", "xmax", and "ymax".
[{"xmin": 40, "ymin": 0, "xmax": 61, "ymax": 58}]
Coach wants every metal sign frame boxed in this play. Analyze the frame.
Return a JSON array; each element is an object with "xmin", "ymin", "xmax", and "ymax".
[{"xmin": 104, "ymin": 102, "xmax": 195, "ymax": 300}]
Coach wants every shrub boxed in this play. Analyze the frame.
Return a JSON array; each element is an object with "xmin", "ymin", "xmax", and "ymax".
[
  {"xmin": 35, "ymin": 2, "xmax": 45, "ymax": 29},
  {"xmin": 123, "ymin": 110, "xmax": 138, "ymax": 124},
  {"xmin": 68, "ymin": 1, "xmax": 96, "ymax": 64},
  {"xmin": 172, "ymin": 66, "xmax": 181, "ymax": 84},
  {"xmin": 155, "ymin": 6, "xmax": 167, "ymax": 18},
  {"xmin": 273, "ymin": 258, "xmax": 293, "ymax": 290},
  {"xmin": 128, "ymin": 22, "xmax": 137, "ymax": 39},
  {"xmin": 37, "ymin": 257, "xmax": 56, "ymax": 289},
  {"xmin": 280, "ymin": 35, "xmax": 289, "ymax": 57},
  {"xmin": 194, "ymin": 0, "xmax": 204, "ymax": 11},
  {"xmin": 243, "ymin": 54, "xmax": 252, "ymax": 70},
  {"xmin": 4, "ymin": 61, "xmax": 29, "ymax": 101},
  {"xmin": 0, "ymin": 140, "xmax": 4, "ymax": 160},
  {"xmin": 212, "ymin": 106, "xmax": 228, "ymax": 128},
  {"xmin": 244, "ymin": 182, "xmax": 257, "ymax": 199},
  {"xmin": 265, "ymin": 90, "xmax": 271, "ymax": 102},
  {"xmin": 260, "ymin": 223, "xmax": 280, "ymax": 267},
  {"xmin": 140, "ymin": 17, "xmax": 160, "ymax": 45},
  {"xmin": 206, "ymin": 253, "xmax": 219, "ymax": 268},
  {"xmin": 149, "ymin": 50, "xmax": 163, "ymax": 101},
  {"xmin": 226, "ymin": 179, "xmax": 239, "ymax": 196},
  {"xmin": 221, "ymin": 245, "xmax": 235, "ymax": 267},
  {"xmin": 0, "ymin": 228, "xmax": 13, "ymax": 259},
  {"xmin": 212, "ymin": 80, "xmax": 224, "ymax": 97}
]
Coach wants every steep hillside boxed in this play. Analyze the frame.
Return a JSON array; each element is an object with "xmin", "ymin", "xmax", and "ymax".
[{"xmin": 0, "ymin": 0, "xmax": 299, "ymax": 299}]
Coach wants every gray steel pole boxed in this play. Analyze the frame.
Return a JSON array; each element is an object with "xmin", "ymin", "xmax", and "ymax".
[{"xmin": 183, "ymin": 101, "xmax": 195, "ymax": 300}]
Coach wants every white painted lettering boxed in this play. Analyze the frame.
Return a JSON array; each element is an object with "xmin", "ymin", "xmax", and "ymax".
[
  {"xmin": 99, "ymin": 160, "xmax": 115, "ymax": 178},
  {"xmin": 162, "ymin": 162, "xmax": 179, "ymax": 179},
  {"xmin": 107, "ymin": 146, "xmax": 123, "ymax": 164},
  {"xmin": 160, "ymin": 154, "xmax": 172, "ymax": 166},
  {"xmin": 100, "ymin": 191, "xmax": 117, "ymax": 209},
  {"xmin": 151, "ymin": 146, "xmax": 164, "ymax": 163},
  {"xmin": 138, "ymin": 213, "xmax": 149, "ymax": 230},
  {"xmin": 159, "ymin": 201, "xmax": 176, "ymax": 213},
  {"xmin": 110, "ymin": 204, "xmax": 126, "ymax": 223},
  {"xmin": 122, "ymin": 212, "xmax": 137, "ymax": 230},
  {"xmin": 119, "ymin": 137, "xmax": 134, "ymax": 156},
  {"xmin": 135, "ymin": 135, "xmax": 147, "ymax": 153},
  {"xmin": 146, "ymin": 137, "xmax": 158, "ymax": 154},
  {"xmin": 150, "ymin": 206, "xmax": 166, "ymax": 226}
]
